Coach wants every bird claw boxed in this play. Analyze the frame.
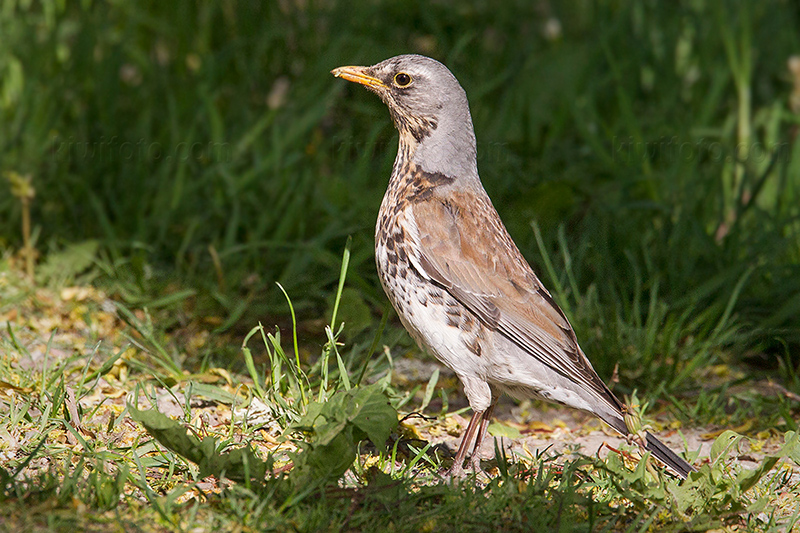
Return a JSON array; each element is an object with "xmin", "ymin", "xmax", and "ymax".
[
  {"xmin": 441, "ymin": 456, "xmax": 490, "ymax": 483},
  {"xmin": 468, "ymin": 455, "xmax": 483, "ymax": 473},
  {"xmin": 440, "ymin": 463, "xmax": 467, "ymax": 481}
]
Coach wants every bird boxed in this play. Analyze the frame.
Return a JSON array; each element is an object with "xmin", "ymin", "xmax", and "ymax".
[{"xmin": 332, "ymin": 54, "xmax": 695, "ymax": 479}]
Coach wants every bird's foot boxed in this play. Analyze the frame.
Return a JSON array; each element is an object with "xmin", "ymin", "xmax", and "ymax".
[
  {"xmin": 468, "ymin": 456, "xmax": 492, "ymax": 483},
  {"xmin": 440, "ymin": 457, "xmax": 490, "ymax": 484},
  {"xmin": 440, "ymin": 460, "xmax": 468, "ymax": 481},
  {"xmin": 468, "ymin": 454, "xmax": 486, "ymax": 474}
]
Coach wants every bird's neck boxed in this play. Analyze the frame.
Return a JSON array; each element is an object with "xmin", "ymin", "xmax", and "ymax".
[{"xmin": 393, "ymin": 118, "xmax": 479, "ymax": 186}]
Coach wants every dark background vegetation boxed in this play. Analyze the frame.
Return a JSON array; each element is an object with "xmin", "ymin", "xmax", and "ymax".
[{"xmin": 2, "ymin": 0, "xmax": 800, "ymax": 396}]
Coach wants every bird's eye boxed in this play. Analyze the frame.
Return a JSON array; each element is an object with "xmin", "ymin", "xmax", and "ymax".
[{"xmin": 394, "ymin": 72, "xmax": 412, "ymax": 87}]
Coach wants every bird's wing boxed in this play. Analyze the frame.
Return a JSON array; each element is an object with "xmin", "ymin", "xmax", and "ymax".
[{"xmin": 407, "ymin": 187, "xmax": 621, "ymax": 408}]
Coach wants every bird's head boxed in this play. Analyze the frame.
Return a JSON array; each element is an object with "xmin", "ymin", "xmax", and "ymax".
[{"xmin": 333, "ymin": 54, "xmax": 478, "ymax": 180}]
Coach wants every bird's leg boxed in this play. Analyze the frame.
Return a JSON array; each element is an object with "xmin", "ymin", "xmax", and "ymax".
[
  {"xmin": 446, "ymin": 408, "xmax": 484, "ymax": 479},
  {"xmin": 467, "ymin": 399, "xmax": 498, "ymax": 473}
]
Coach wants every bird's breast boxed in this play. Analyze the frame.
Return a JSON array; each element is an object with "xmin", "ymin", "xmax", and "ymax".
[{"xmin": 374, "ymin": 184, "xmax": 491, "ymax": 379}]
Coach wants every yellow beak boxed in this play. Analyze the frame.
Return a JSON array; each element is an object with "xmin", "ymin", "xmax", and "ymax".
[{"xmin": 331, "ymin": 66, "xmax": 386, "ymax": 89}]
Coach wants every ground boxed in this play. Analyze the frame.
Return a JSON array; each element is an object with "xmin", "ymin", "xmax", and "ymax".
[{"xmin": 2, "ymin": 268, "xmax": 799, "ymax": 531}]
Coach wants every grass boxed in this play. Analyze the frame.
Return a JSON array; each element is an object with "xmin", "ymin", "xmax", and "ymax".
[
  {"xmin": 1, "ymin": 0, "xmax": 800, "ymax": 530},
  {"xmin": 1, "ymin": 257, "xmax": 799, "ymax": 532},
  {"xmin": 2, "ymin": 1, "xmax": 799, "ymax": 360}
]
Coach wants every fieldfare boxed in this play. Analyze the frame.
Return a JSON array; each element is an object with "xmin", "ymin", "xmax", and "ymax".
[{"xmin": 332, "ymin": 54, "xmax": 695, "ymax": 479}]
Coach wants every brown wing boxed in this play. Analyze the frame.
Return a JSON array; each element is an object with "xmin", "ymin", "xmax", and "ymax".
[{"xmin": 409, "ymin": 187, "xmax": 620, "ymax": 407}]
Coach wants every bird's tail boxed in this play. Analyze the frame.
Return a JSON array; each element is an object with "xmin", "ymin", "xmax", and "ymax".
[
  {"xmin": 598, "ymin": 410, "xmax": 695, "ymax": 479},
  {"xmin": 593, "ymin": 386, "xmax": 695, "ymax": 479},
  {"xmin": 644, "ymin": 431, "xmax": 695, "ymax": 479}
]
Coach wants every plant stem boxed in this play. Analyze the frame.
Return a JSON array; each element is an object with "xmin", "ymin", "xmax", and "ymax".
[{"xmin": 22, "ymin": 196, "xmax": 33, "ymax": 279}]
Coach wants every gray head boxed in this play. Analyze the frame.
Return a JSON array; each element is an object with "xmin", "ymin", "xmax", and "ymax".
[{"xmin": 333, "ymin": 54, "xmax": 478, "ymax": 181}]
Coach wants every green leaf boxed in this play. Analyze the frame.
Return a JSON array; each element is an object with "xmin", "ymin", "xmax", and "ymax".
[
  {"xmin": 302, "ymin": 391, "xmax": 350, "ymax": 446},
  {"xmin": 295, "ymin": 383, "xmax": 397, "ymax": 449},
  {"xmin": 487, "ymin": 422, "xmax": 521, "ymax": 439},
  {"xmin": 746, "ymin": 496, "xmax": 770, "ymax": 514},
  {"xmin": 36, "ymin": 240, "xmax": 99, "ymax": 284},
  {"xmin": 736, "ymin": 456, "xmax": 779, "ymax": 493},
  {"xmin": 346, "ymin": 382, "xmax": 397, "ymax": 448},
  {"xmin": 669, "ymin": 474, "xmax": 705, "ymax": 514},
  {"xmin": 183, "ymin": 382, "xmax": 238, "ymax": 404},
  {"xmin": 777, "ymin": 431, "xmax": 800, "ymax": 463},
  {"xmin": 197, "ymin": 438, "xmax": 267, "ymax": 483},
  {"xmin": 128, "ymin": 404, "xmax": 202, "ymax": 461},
  {"xmin": 286, "ymin": 382, "xmax": 397, "ymax": 486},
  {"xmin": 363, "ymin": 469, "xmax": 407, "ymax": 506},
  {"xmin": 420, "ymin": 369, "xmax": 439, "ymax": 412},
  {"xmin": 302, "ymin": 428, "xmax": 357, "ymax": 480},
  {"xmin": 129, "ymin": 404, "xmax": 267, "ymax": 484},
  {"xmin": 709, "ymin": 430, "xmax": 743, "ymax": 461},
  {"xmin": 736, "ymin": 431, "xmax": 800, "ymax": 494},
  {"xmin": 0, "ymin": 55, "xmax": 24, "ymax": 108}
]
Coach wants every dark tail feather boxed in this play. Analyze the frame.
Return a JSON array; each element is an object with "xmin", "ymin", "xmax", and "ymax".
[
  {"xmin": 596, "ymin": 403, "xmax": 695, "ymax": 479},
  {"xmin": 645, "ymin": 431, "xmax": 695, "ymax": 479}
]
